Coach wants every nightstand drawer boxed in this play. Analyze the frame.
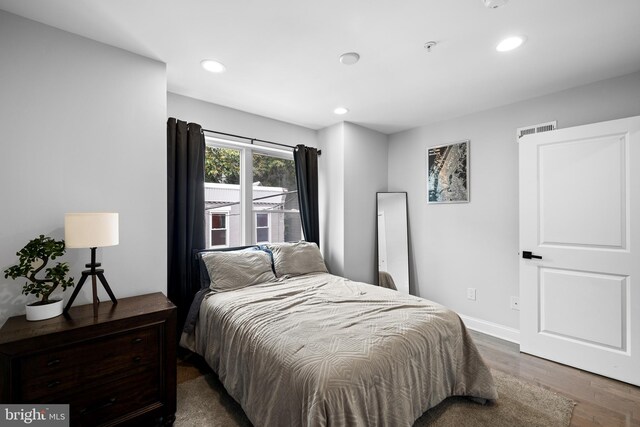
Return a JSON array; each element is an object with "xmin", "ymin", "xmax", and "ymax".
[
  {"xmin": 70, "ymin": 370, "xmax": 160, "ymax": 427},
  {"xmin": 20, "ymin": 325, "xmax": 159, "ymax": 401}
]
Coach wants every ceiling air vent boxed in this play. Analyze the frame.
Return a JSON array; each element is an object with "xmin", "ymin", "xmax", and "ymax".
[{"xmin": 517, "ymin": 121, "xmax": 557, "ymax": 140}]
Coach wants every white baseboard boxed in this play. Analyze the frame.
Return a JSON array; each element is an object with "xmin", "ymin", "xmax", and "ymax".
[{"xmin": 458, "ymin": 314, "xmax": 520, "ymax": 344}]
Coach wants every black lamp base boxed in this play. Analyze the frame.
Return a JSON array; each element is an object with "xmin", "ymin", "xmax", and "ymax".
[{"xmin": 63, "ymin": 247, "xmax": 117, "ymax": 318}]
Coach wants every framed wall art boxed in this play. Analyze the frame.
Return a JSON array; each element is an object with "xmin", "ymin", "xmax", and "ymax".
[{"xmin": 426, "ymin": 140, "xmax": 469, "ymax": 204}]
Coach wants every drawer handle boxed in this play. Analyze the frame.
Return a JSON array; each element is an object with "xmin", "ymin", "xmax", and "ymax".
[
  {"xmin": 133, "ymin": 356, "xmax": 142, "ymax": 363},
  {"xmin": 47, "ymin": 359, "xmax": 61, "ymax": 367},
  {"xmin": 47, "ymin": 380, "xmax": 61, "ymax": 388},
  {"xmin": 79, "ymin": 397, "xmax": 117, "ymax": 415},
  {"xmin": 132, "ymin": 337, "xmax": 143, "ymax": 344}
]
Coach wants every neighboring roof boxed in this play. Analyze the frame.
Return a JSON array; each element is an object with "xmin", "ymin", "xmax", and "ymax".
[{"xmin": 205, "ymin": 182, "xmax": 290, "ymax": 210}]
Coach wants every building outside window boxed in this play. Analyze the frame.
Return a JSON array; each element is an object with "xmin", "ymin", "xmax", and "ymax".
[
  {"xmin": 256, "ymin": 212, "xmax": 269, "ymax": 243},
  {"xmin": 204, "ymin": 140, "xmax": 302, "ymax": 248},
  {"xmin": 209, "ymin": 212, "xmax": 228, "ymax": 247},
  {"xmin": 204, "ymin": 145, "xmax": 242, "ymax": 247}
]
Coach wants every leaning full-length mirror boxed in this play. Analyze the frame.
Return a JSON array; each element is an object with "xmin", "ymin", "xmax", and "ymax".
[{"xmin": 376, "ymin": 192, "xmax": 409, "ymax": 294}]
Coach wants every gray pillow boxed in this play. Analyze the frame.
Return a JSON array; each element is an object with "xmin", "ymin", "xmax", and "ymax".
[
  {"xmin": 267, "ymin": 241, "xmax": 328, "ymax": 277},
  {"xmin": 202, "ymin": 250, "xmax": 276, "ymax": 292}
]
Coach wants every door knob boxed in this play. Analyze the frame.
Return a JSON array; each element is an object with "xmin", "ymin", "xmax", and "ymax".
[{"xmin": 522, "ymin": 251, "xmax": 542, "ymax": 260}]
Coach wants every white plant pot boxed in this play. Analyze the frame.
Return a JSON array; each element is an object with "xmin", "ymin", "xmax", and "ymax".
[{"xmin": 25, "ymin": 299, "xmax": 64, "ymax": 321}]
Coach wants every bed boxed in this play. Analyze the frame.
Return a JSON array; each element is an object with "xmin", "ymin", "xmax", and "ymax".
[{"xmin": 180, "ymin": 241, "xmax": 497, "ymax": 426}]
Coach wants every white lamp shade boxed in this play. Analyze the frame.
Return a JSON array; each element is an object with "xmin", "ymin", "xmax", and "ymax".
[{"xmin": 65, "ymin": 213, "xmax": 119, "ymax": 248}]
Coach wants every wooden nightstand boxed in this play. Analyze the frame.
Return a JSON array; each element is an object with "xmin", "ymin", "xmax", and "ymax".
[{"xmin": 0, "ymin": 292, "xmax": 177, "ymax": 426}]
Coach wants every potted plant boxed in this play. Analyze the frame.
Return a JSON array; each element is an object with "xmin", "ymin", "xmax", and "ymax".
[{"xmin": 3, "ymin": 235, "xmax": 74, "ymax": 321}]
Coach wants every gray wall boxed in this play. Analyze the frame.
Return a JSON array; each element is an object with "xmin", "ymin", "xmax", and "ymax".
[
  {"xmin": 168, "ymin": 93, "xmax": 318, "ymax": 148},
  {"xmin": 319, "ymin": 122, "xmax": 388, "ymax": 284},
  {"xmin": 318, "ymin": 123, "xmax": 345, "ymax": 276},
  {"xmin": 343, "ymin": 123, "xmax": 388, "ymax": 283},
  {"xmin": 0, "ymin": 11, "xmax": 167, "ymax": 326},
  {"xmin": 388, "ymin": 71, "xmax": 640, "ymax": 333}
]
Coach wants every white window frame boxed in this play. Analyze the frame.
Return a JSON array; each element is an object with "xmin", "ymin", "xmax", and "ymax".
[
  {"xmin": 208, "ymin": 210, "xmax": 230, "ymax": 248},
  {"xmin": 255, "ymin": 211, "xmax": 271, "ymax": 244},
  {"xmin": 205, "ymin": 136, "xmax": 295, "ymax": 245}
]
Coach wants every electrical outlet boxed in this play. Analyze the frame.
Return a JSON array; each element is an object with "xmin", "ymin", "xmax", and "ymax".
[
  {"xmin": 510, "ymin": 296, "xmax": 520, "ymax": 310},
  {"xmin": 466, "ymin": 288, "xmax": 477, "ymax": 301}
]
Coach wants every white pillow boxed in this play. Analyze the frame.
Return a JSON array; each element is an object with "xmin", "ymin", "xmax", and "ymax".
[
  {"xmin": 266, "ymin": 241, "xmax": 328, "ymax": 277},
  {"xmin": 202, "ymin": 250, "xmax": 276, "ymax": 292}
]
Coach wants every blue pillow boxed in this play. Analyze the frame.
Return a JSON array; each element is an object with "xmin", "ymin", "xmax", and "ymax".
[{"xmin": 257, "ymin": 244, "xmax": 276, "ymax": 274}]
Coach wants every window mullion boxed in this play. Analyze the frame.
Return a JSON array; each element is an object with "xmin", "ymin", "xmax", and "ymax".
[{"xmin": 240, "ymin": 147, "xmax": 253, "ymax": 245}]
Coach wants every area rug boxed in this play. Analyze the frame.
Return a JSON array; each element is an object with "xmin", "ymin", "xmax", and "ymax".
[{"xmin": 175, "ymin": 370, "xmax": 574, "ymax": 427}]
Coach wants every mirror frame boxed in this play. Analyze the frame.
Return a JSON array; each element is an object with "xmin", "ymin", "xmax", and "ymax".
[{"xmin": 376, "ymin": 191, "xmax": 410, "ymax": 294}]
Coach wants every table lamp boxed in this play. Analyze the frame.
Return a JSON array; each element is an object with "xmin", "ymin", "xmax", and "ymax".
[{"xmin": 63, "ymin": 212, "xmax": 119, "ymax": 317}]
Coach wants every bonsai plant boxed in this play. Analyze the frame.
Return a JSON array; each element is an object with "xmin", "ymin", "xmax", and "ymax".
[{"xmin": 4, "ymin": 234, "xmax": 74, "ymax": 320}]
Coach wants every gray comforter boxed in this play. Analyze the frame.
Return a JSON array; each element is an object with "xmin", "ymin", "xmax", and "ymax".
[{"xmin": 183, "ymin": 273, "xmax": 497, "ymax": 426}]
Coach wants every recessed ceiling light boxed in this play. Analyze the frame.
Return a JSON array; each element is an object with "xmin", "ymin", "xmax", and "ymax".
[
  {"xmin": 201, "ymin": 59, "xmax": 226, "ymax": 73},
  {"xmin": 339, "ymin": 52, "xmax": 360, "ymax": 65},
  {"xmin": 334, "ymin": 107, "xmax": 349, "ymax": 115},
  {"xmin": 496, "ymin": 36, "xmax": 525, "ymax": 52}
]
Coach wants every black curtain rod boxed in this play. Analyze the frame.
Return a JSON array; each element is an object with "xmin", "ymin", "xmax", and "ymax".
[{"xmin": 201, "ymin": 128, "xmax": 321, "ymax": 155}]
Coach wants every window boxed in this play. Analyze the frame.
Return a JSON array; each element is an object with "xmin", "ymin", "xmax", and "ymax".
[
  {"xmin": 204, "ymin": 139, "xmax": 301, "ymax": 247},
  {"xmin": 252, "ymin": 152, "xmax": 301, "ymax": 244},
  {"xmin": 210, "ymin": 213, "xmax": 228, "ymax": 247},
  {"xmin": 204, "ymin": 146, "xmax": 241, "ymax": 248},
  {"xmin": 256, "ymin": 212, "xmax": 269, "ymax": 243}
]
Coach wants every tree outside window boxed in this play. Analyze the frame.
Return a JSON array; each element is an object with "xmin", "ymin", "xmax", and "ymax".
[{"xmin": 204, "ymin": 145, "xmax": 301, "ymax": 247}]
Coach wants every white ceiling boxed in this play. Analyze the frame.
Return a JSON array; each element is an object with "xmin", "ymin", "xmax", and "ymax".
[{"xmin": 1, "ymin": 0, "xmax": 640, "ymax": 134}]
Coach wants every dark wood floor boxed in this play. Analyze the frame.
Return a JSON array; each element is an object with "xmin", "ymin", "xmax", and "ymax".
[
  {"xmin": 468, "ymin": 331, "xmax": 640, "ymax": 427},
  {"xmin": 177, "ymin": 331, "xmax": 640, "ymax": 426}
]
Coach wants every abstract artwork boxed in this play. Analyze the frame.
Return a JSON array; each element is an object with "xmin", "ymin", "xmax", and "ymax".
[{"xmin": 427, "ymin": 140, "xmax": 469, "ymax": 203}]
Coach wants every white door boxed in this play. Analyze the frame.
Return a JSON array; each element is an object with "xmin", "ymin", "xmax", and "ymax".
[{"xmin": 519, "ymin": 115, "xmax": 640, "ymax": 386}]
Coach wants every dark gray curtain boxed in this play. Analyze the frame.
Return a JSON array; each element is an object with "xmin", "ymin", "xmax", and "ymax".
[
  {"xmin": 294, "ymin": 145, "xmax": 320, "ymax": 246},
  {"xmin": 167, "ymin": 118, "xmax": 205, "ymax": 332}
]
